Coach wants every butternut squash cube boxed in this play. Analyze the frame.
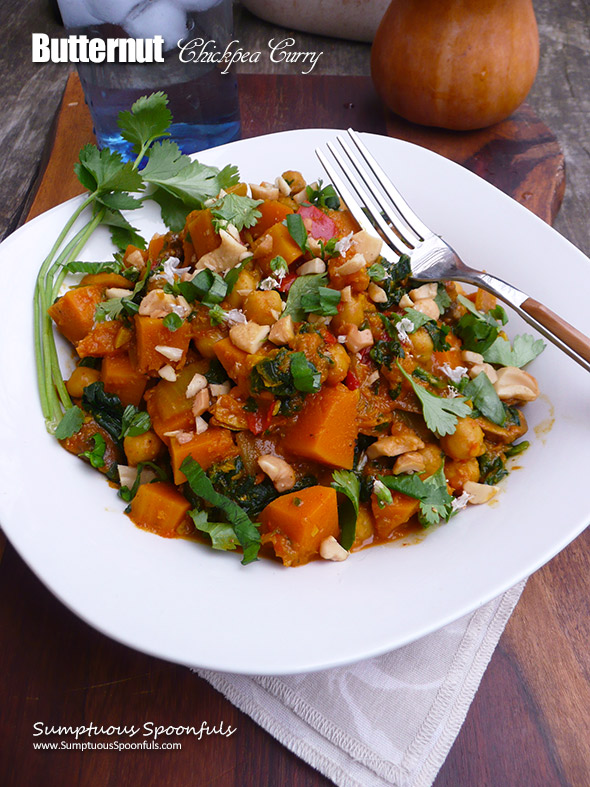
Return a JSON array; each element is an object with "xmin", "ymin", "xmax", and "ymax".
[
  {"xmin": 102, "ymin": 353, "xmax": 148, "ymax": 407},
  {"xmin": 48, "ymin": 285, "xmax": 103, "ymax": 344},
  {"xmin": 169, "ymin": 427, "xmax": 238, "ymax": 484},
  {"xmin": 129, "ymin": 482, "xmax": 191, "ymax": 538}
]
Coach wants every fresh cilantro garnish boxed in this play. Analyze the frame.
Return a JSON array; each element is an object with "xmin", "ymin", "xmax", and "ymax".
[
  {"xmin": 413, "ymin": 366, "xmax": 445, "ymax": 389},
  {"xmin": 209, "ymin": 193, "xmax": 263, "ymax": 232},
  {"xmin": 162, "ymin": 312, "xmax": 183, "ymax": 331},
  {"xmin": 331, "ymin": 469, "xmax": 360, "ymax": 550},
  {"xmin": 403, "ymin": 307, "xmax": 435, "ymax": 331},
  {"xmin": 397, "ymin": 362, "xmax": 471, "ymax": 436},
  {"xmin": 101, "ymin": 207, "xmax": 146, "ymax": 250},
  {"xmin": 286, "ymin": 213, "xmax": 308, "ymax": 251},
  {"xmin": 208, "ymin": 304, "xmax": 227, "ymax": 326},
  {"xmin": 283, "ymin": 274, "xmax": 327, "ymax": 321},
  {"xmin": 424, "ymin": 321, "xmax": 450, "ymax": 351},
  {"xmin": 290, "ymin": 352, "xmax": 321, "ymax": 393},
  {"xmin": 78, "ymin": 433, "xmax": 106, "ymax": 469},
  {"xmin": 478, "ymin": 453, "xmax": 509, "ymax": 485},
  {"xmin": 483, "ymin": 334, "xmax": 545, "ymax": 367},
  {"xmin": 433, "ymin": 283, "xmax": 451, "ymax": 314},
  {"xmin": 370, "ymin": 339, "xmax": 405, "ymax": 369},
  {"xmin": 181, "ymin": 457, "xmax": 260, "ymax": 564},
  {"xmin": 95, "ymin": 296, "xmax": 139, "ymax": 322},
  {"xmin": 300, "ymin": 284, "xmax": 341, "ymax": 317},
  {"xmin": 120, "ymin": 405, "xmax": 151, "ymax": 439},
  {"xmin": 455, "ymin": 294, "xmax": 506, "ymax": 354},
  {"xmin": 270, "ymin": 255, "xmax": 288, "ymax": 275},
  {"xmin": 367, "ymin": 262, "xmax": 386, "ymax": 281},
  {"xmin": 190, "ymin": 509, "xmax": 240, "ymax": 552},
  {"xmin": 74, "ymin": 144, "xmax": 144, "ymax": 195},
  {"xmin": 380, "ymin": 465, "xmax": 453, "ymax": 527},
  {"xmin": 54, "ymin": 405, "xmax": 84, "ymax": 439},
  {"xmin": 190, "ymin": 269, "xmax": 228, "ymax": 304},
  {"xmin": 462, "ymin": 372, "xmax": 505, "ymax": 425},
  {"xmin": 118, "ymin": 461, "xmax": 167, "ymax": 502},
  {"xmin": 305, "ymin": 180, "xmax": 340, "ymax": 210},
  {"xmin": 118, "ymin": 91, "xmax": 172, "ymax": 157},
  {"xmin": 318, "ymin": 238, "xmax": 339, "ymax": 260},
  {"xmin": 375, "ymin": 255, "xmax": 412, "ymax": 309},
  {"xmin": 373, "ymin": 478, "xmax": 393, "ymax": 508}
]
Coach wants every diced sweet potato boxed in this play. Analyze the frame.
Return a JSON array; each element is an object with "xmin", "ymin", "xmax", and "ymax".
[
  {"xmin": 254, "ymin": 222, "xmax": 304, "ymax": 274},
  {"xmin": 251, "ymin": 200, "xmax": 293, "ymax": 240},
  {"xmin": 145, "ymin": 363, "xmax": 202, "ymax": 440},
  {"xmin": 102, "ymin": 353, "xmax": 148, "ymax": 406},
  {"xmin": 79, "ymin": 273, "xmax": 133, "ymax": 289},
  {"xmin": 370, "ymin": 491, "xmax": 419, "ymax": 540},
  {"xmin": 326, "ymin": 208, "xmax": 360, "ymax": 238},
  {"xmin": 129, "ymin": 482, "xmax": 192, "ymax": 538},
  {"xmin": 134, "ymin": 315, "xmax": 191, "ymax": 374},
  {"xmin": 169, "ymin": 427, "xmax": 238, "ymax": 484},
  {"xmin": 48, "ymin": 285, "xmax": 103, "ymax": 344},
  {"xmin": 148, "ymin": 234, "xmax": 166, "ymax": 262},
  {"xmin": 185, "ymin": 209, "xmax": 220, "ymax": 260},
  {"xmin": 76, "ymin": 320, "xmax": 128, "ymax": 358},
  {"xmin": 260, "ymin": 486, "xmax": 339, "ymax": 567},
  {"xmin": 213, "ymin": 337, "xmax": 249, "ymax": 383},
  {"xmin": 282, "ymin": 384, "xmax": 359, "ymax": 469}
]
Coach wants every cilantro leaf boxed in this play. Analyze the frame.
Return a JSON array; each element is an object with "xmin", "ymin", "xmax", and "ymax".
[
  {"xmin": 190, "ymin": 509, "xmax": 239, "ymax": 551},
  {"xmin": 150, "ymin": 187, "xmax": 191, "ymax": 232},
  {"xmin": 403, "ymin": 307, "xmax": 435, "ymax": 331},
  {"xmin": 380, "ymin": 465, "xmax": 453, "ymax": 527},
  {"xmin": 283, "ymin": 274, "xmax": 327, "ymax": 321},
  {"xmin": 102, "ymin": 208, "xmax": 146, "ymax": 250},
  {"xmin": 141, "ymin": 140, "xmax": 238, "ymax": 207},
  {"xmin": 483, "ymin": 334, "xmax": 545, "ymax": 367},
  {"xmin": 55, "ymin": 406, "xmax": 84, "ymax": 439},
  {"xmin": 210, "ymin": 193, "xmax": 263, "ymax": 231},
  {"xmin": 368, "ymin": 262, "xmax": 386, "ymax": 281},
  {"xmin": 290, "ymin": 352, "xmax": 321, "ymax": 393},
  {"xmin": 79, "ymin": 433, "xmax": 106, "ymax": 469},
  {"xmin": 397, "ymin": 362, "xmax": 471, "ymax": 436},
  {"xmin": 181, "ymin": 457, "xmax": 260, "ymax": 564},
  {"xmin": 331, "ymin": 469, "xmax": 360, "ymax": 550},
  {"xmin": 286, "ymin": 213, "xmax": 308, "ymax": 251},
  {"xmin": 118, "ymin": 91, "xmax": 172, "ymax": 155},
  {"xmin": 305, "ymin": 180, "xmax": 340, "ymax": 210},
  {"xmin": 75, "ymin": 144, "xmax": 144, "ymax": 194},
  {"xmin": 120, "ymin": 405, "xmax": 151, "ymax": 439},
  {"xmin": 300, "ymin": 285, "xmax": 341, "ymax": 317},
  {"xmin": 97, "ymin": 192, "xmax": 143, "ymax": 211},
  {"xmin": 162, "ymin": 312, "xmax": 183, "ymax": 332},
  {"xmin": 434, "ymin": 283, "xmax": 451, "ymax": 314},
  {"xmin": 462, "ymin": 372, "xmax": 505, "ymax": 425}
]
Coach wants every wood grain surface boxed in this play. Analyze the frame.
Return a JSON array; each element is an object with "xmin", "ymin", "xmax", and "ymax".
[{"xmin": 2, "ymin": 69, "xmax": 588, "ymax": 787}]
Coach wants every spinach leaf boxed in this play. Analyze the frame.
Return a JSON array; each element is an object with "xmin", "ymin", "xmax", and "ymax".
[
  {"xmin": 462, "ymin": 372, "xmax": 505, "ymax": 426},
  {"xmin": 81, "ymin": 382, "xmax": 125, "ymax": 443},
  {"xmin": 331, "ymin": 469, "xmax": 360, "ymax": 550}
]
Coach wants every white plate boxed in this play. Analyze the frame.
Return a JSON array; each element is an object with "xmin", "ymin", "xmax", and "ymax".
[{"xmin": 1, "ymin": 129, "xmax": 589, "ymax": 675}]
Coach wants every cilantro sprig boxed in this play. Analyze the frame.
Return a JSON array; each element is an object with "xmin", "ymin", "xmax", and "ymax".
[
  {"xmin": 397, "ymin": 362, "xmax": 471, "ymax": 436},
  {"xmin": 35, "ymin": 92, "xmax": 242, "ymax": 434},
  {"xmin": 379, "ymin": 466, "xmax": 453, "ymax": 527}
]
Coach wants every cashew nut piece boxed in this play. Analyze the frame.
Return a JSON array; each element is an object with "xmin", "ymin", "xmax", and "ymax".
[
  {"xmin": 469, "ymin": 362, "xmax": 498, "ymax": 384},
  {"xmin": 398, "ymin": 293, "xmax": 413, "ymax": 308},
  {"xmin": 139, "ymin": 289, "xmax": 190, "ymax": 319},
  {"xmin": 463, "ymin": 480, "xmax": 499, "ymax": 504},
  {"xmin": 336, "ymin": 253, "xmax": 367, "ymax": 276},
  {"xmin": 196, "ymin": 229, "xmax": 250, "ymax": 274},
  {"xmin": 319, "ymin": 535, "xmax": 349, "ymax": 562},
  {"xmin": 410, "ymin": 282, "xmax": 438, "ymax": 301},
  {"xmin": 229, "ymin": 321, "xmax": 270, "ymax": 354},
  {"xmin": 269, "ymin": 315, "xmax": 295, "ymax": 346},
  {"xmin": 249, "ymin": 181, "xmax": 280, "ymax": 200},
  {"xmin": 344, "ymin": 326, "xmax": 374, "ymax": 353},
  {"xmin": 412, "ymin": 298, "xmax": 440, "ymax": 320},
  {"xmin": 297, "ymin": 259, "xmax": 326, "ymax": 276},
  {"xmin": 393, "ymin": 451, "xmax": 426, "ymax": 475},
  {"xmin": 257, "ymin": 455, "xmax": 296, "ymax": 492},
  {"xmin": 192, "ymin": 388, "xmax": 211, "ymax": 417},
  {"xmin": 366, "ymin": 434, "xmax": 425, "ymax": 459},
  {"xmin": 493, "ymin": 366, "xmax": 539, "ymax": 402},
  {"xmin": 367, "ymin": 282, "xmax": 388, "ymax": 303},
  {"xmin": 185, "ymin": 372, "xmax": 208, "ymax": 398},
  {"xmin": 350, "ymin": 230, "xmax": 383, "ymax": 264},
  {"xmin": 461, "ymin": 350, "xmax": 485, "ymax": 365}
]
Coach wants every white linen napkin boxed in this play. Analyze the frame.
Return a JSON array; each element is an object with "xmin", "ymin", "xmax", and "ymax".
[{"xmin": 198, "ymin": 581, "xmax": 524, "ymax": 787}]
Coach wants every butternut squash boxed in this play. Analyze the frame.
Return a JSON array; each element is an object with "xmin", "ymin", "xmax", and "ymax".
[
  {"xmin": 76, "ymin": 320, "xmax": 128, "ymax": 358},
  {"xmin": 371, "ymin": 0, "xmax": 539, "ymax": 130},
  {"xmin": 129, "ymin": 482, "xmax": 192, "ymax": 538},
  {"xmin": 48, "ymin": 285, "xmax": 103, "ymax": 344},
  {"xmin": 169, "ymin": 427, "xmax": 238, "ymax": 484},
  {"xmin": 134, "ymin": 316, "xmax": 191, "ymax": 374},
  {"xmin": 102, "ymin": 353, "xmax": 148, "ymax": 407}
]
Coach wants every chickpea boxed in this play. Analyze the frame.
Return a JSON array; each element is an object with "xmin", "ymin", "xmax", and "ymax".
[
  {"xmin": 418, "ymin": 443, "xmax": 444, "ymax": 478},
  {"xmin": 445, "ymin": 458, "xmax": 480, "ymax": 492},
  {"xmin": 244, "ymin": 291, "xmax": 284, "ymax": 325},
  {"xmin": 66, "ymin": 366, "xmax": 101, "ymax": 399},
  {"xmin": 331, "ymin": 294, "xmax": 368, "ymax": 332},
  {"xmin": 281, "ymin": 170, "xmax": 306, "ymax": 194},
  {"xmin": 325, "ymin": 342, "xmax": 351, "ymax": 385},
  {"xmin": 440, "ymin": 417, "xmax": 485, "ymax": 461},
  {"xmin": 225, "ymin": 269, "xmax": 259, "ymax": 309},
  {"xmin": 124, "ymin": 430, "xmax": 163, "ymax": 467},
  {"xmin": 409, "ymin": 328, "xmax": 434, "ymax": 365}
]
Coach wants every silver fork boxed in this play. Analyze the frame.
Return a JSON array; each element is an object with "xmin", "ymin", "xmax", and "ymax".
[{"xmin": 316, "ymin": 128, "xmax": 590, "ymax": 374}]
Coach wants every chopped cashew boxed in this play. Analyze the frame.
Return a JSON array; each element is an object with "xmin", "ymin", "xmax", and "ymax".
[
  {"xmin": 410, "ymin": 282, "xmax": 438, "ymax": 301},
  {"xmin": 175, "ymin": 431, "xmax": 194, "ymax": 445},
  {"xmin": 249, "ymin": 181, "xmax": 279, "ymax": 200},
  {"xmin": 155, "ymin": 345, "xmax": 183, "ymax": 362},
  {"xmin": 158, "ymin": 365, "xmax": 177, "ymax": 382},
  {"xmin": 192, "ymin": 388, "xmax": 210, "ymax": 417},
  {"xmin": 366, "ymin": 434, "xmax": 425, "ymax": 459},
  {"xmin": 336, "ymin": 253, "xmax": 367, "ymax": 276},
  {"xmin": 229, "ymin": 321, "xmax": 270, "ymax": 353},
  {"xmin": 461, "ymin": 350, "xmax": 484, "ymax": 365},
  {"xmin": 393, "ymin": 451, "xmax": 426, "ymax": 475},
  {"xmin": 275, "ymin": 175, "xmax": 291, "ymax": 196},
  {"xmin": 297, "ymin": 259, "xmax": 326, "ymax": 276},
  {"xmin": 139, "ymin": 289, "xmax": 190, "ymax": 319},
  {"xmin": 186, "ymin": 372, "xmax": 208, "ymax": 398},
  {"xmin": 412, "ymin": 298, "xmax": 440, "ymax": 320},
  {"xmin": 195, "ymin": 416, "xmax": 209, "ymax": 435},
  {"xmin": 209, "ymin": 381, "xmax": 232, "ymax": 397},
  {"xmin": 269, "ymin": 314, "xmax": 295, "ymax": 346},
  {"xmin": 493, "ymin": 366, "xmax": 539, "ymax": 402},
  {"xmin": 118, "ymin": 464, "xmax": 156, "ymax": 488},
  {"xmin": 257, "ymin": 454, "xmax": 296, "ymax": 492},
  {"xmin": 196, "ymin": 229, "xmax": 250, "ymax": 274},
  {"xmin": 366, "ymin": 370, "xmax": 380, "ymax": 385},
  {"xmin": 293, "ymin": 187, "xmax": 309, "ymax": 204},
  {"xmin": 105, "ymin": 286, "xmax": 133, "ymax": 299},
  {"xmin": 463, "ymin": 480, "xmax": 499, "ymax": 504},
  {"xmin": 340, "ymin": 285, "xmax": 353, "ymax": 303},
  {"xmin": 126, "ymin": 249, "xmax": 146, "ymax": 270},
  {"xmin": 319, "ymin": 535, "xmax": 349, "ymax": 562},
  {"xmin": 398, "ymin": 293, "xmax": 413, "ymax": 309},
  {"xmin": 469, "ymin": 362, "xmax": 498, "ymax": 384},
  {"xmin": 367, "ymin": 282, "xmax": 387, "ymax": 303},
  {"xmin": 344, "ymin": 326, "xmax": 373, "ymax": 353},
  {"xmin": 350, "ymin": 230, "xmax": 383, "ymax": 264}
]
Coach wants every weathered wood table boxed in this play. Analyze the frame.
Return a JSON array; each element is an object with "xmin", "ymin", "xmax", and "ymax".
[{"xmin": 2, "ymin": 2, "xmax": 590, "ymax": 785}]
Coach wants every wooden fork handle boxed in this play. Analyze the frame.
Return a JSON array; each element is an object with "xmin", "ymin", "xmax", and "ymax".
[{"xmin": 521, "ymin": 297, "xmax": 590, "ymax": 364}]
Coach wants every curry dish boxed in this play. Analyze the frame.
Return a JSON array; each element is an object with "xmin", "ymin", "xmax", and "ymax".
[{"xmin": 48, "ymin": 171, "xmax": 543, "ymax": 566}]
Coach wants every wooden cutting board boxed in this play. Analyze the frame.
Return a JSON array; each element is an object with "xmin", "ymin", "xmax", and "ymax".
[
  {"xmin": 4, "ymin": 72, "xmax": 584, "ymax": 787},
  {"xmin": 26, "ymin": 72, "xmax": 564, "ymax": 224}
]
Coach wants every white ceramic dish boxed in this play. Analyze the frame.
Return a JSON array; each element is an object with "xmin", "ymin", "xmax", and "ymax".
[{"xmin": 1, "ymin": 129, "xmax": 589, "ymax": 675}]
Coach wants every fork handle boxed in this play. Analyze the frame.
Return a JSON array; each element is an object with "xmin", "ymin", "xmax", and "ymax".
[{"xmin": 521, "ymin": 297, "xmax": 590, "ymax": 364}]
